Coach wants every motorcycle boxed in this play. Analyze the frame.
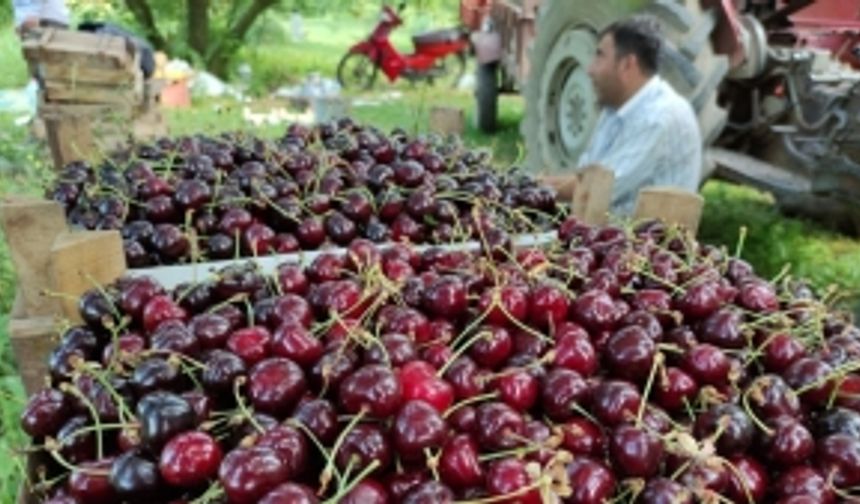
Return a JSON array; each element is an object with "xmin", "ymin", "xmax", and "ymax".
[{"xmin": 337, "ymin": 3, "xmax": 469, "ymax": 90}]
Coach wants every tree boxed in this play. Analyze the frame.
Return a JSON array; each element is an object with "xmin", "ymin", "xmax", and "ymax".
[{"xmin": 121, "ymin": 0, "xmax": 281, "ymax": 77}]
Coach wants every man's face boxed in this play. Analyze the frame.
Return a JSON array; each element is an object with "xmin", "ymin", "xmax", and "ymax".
[{"xmin": 587, "ymin": 34, "xmax": 625, "ymax": 108}]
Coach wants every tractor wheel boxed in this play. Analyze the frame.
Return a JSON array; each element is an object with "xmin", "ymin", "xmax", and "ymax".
[
  {"xmin": 521, "ymin": 0, "xmax": 729, "ymax": 175},
  {"xmin": 475, "ymin": 62, "xmax": 499, "ymax": 132}
]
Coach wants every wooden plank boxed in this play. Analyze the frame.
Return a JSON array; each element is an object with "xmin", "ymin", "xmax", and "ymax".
[
  {"xmin": 633, "ymin": 186, "xmax": 704, "ymax": 235},
  {"xmin": 49, "ymin": 231, "xmax": 127, "ymax": 322},
  {"xmin": 429, "ymin": 106, "xmax": 466, "ymax": 136},
  {"xmin": 22, "ymin": 28, "xmax": 135, "ymax": 71},
  {"xmin": 0, "ymin": 198, "xmax": 68, "ymax": 317},
  {"xmin": 43, "ymin": 80, "xmax": 141, "ymax": 106},
  {"xmin": 8, "ymin": 317, "xmax": 57, "ymax": 396},
  {"xmin": 44, "ymin": 117, "xmax": 97, "ymax": 169},
  {"xmin": 572, "ymin": 165, "xmax": 615, "ymax": 226},
  {"xmin": 41, "ymin": 61, "xmax": 138, "ymax": 86}
]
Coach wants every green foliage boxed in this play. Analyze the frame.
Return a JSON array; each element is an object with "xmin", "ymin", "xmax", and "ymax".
[{"xmin": 0, "ymin": 28, "xmax": 30, "ymax": 89}]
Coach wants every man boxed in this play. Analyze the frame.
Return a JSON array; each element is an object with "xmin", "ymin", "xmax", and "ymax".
[
  {"xmin": 13, "ymin": 0, "xmax": 70, "ymax": 34},
  {"xmin": 579, "ymin": 16, "xmax": 702, "ymax": 215}
]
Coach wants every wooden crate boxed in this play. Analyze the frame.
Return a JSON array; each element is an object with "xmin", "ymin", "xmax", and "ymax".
[{"xmin": 22, "ymin": 28, "xmax": 136, "ymax": 73}]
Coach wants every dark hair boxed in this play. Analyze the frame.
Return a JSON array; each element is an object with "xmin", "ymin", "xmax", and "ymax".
[{"xmin": 601, "ymin": 16, "xmax": 662, "ymax": 75}]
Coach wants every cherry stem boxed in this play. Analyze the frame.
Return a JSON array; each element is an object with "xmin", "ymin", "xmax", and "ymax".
[
  {"xmin": 740, "ymin": 385, "xmax": 775, "ymax": 436},
  {"xmin": 734, "ymin": 226, "xmax": 748, "ymax": 258},
  {"xmin": 443, "ymin": 392, "xmax": 499, "ymax": 418},
  {"xmin": 437, "ymin": 329, "xmax": 493, "ymax": 377},
  {"xmin": 319, "ymin": 408, "xmax": 367, "ymax": 495},
  {"xmin": 231, "ymin": 376, "xmax": 263, "ymax": 434},
  {"xmin": 321, "ymin": 459, "xmax": 380, "ymax": 504},
  {"xmin": 58, "ymin": 382, "xmax": 104, "ymax": 460},
  {"xmin": 636, "ymin": 352, "xmax": 665, "ymax": 427}
]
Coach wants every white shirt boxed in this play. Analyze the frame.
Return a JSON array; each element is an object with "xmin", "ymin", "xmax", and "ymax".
[
  {"xmin": 578, "ymin": 76, "xmax": 702, "ymax": 215},
  {"xmin": 13, "ymin": 0, "xmax": 71, "ymax": 28}
]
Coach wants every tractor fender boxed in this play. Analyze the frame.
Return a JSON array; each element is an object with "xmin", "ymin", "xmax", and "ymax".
[{"xmin": 470, "ymin": 30, "xmax": 502, "ymax": 64}]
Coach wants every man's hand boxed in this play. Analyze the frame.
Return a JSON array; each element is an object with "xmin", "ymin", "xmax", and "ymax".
[{"xmin": 16, "ymin": 17, "xmax": 41, "ymax": 37}]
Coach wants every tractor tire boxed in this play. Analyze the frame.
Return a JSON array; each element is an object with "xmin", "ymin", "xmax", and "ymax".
[
  {"xmin": 521, "ymin": 0, "xmax": 729, "ymax": 175},
  {"xmin": 476, "ymin": 62, "xmax": 499, "ymax": 133}
]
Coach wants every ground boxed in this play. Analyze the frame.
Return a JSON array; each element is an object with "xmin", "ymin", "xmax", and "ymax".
[{"xmin": 1, "ymin": 11, "xmax": 859, "ymax": 501}]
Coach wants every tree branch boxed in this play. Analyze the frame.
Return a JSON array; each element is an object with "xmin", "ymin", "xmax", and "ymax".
[
  {"xmin": 228, "ymin": 0, "xmax": 279, "ymax": 42},
  {"xmin": 123, "ymin": 0, "xmax": 168, "ymax": 51},
  {"xmin": 203, "ymin": 0, "xmax": 278, "ymax": 75},
  {"xmin": 187, "ymin": 0, "xmax": 210, "ymax": 56}
]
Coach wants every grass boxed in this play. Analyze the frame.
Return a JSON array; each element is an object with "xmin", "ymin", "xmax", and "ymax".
[{"xmin": 1, "ymin": 9, "xmax": 860, "ymax": 502}]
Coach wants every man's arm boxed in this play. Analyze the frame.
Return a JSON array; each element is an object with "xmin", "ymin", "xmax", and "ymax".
[{"xmin": 598, "ymin": 118, "xmax": 667, "ymax": 212}]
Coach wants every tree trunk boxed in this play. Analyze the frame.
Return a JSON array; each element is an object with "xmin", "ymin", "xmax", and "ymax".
[
  {"xmin": 204, "ymin": 0, "xmax": 278, "ymax": 77},
  {"xmin": 187, "ymin": 0, "xmax": 210, "ymax": 57},
  {"xmin": 123, "ymin": 0, "xmax": 168, "ymax": 51}
]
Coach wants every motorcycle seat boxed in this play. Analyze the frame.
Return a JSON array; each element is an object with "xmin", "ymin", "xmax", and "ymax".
[{"xmin": 412, "ymin": 28, "xmax": 464, "ymax": 46}]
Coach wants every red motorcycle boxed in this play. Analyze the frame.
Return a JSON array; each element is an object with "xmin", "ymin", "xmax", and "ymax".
[{"xmin": 337, "ymin": 3, "xmax": 469, "ymax": 90}]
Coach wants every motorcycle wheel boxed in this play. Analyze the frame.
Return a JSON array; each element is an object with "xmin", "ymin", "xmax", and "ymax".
[{"xmin": 337, "ymin": 52, "xmax": 379, "ymax": 91}]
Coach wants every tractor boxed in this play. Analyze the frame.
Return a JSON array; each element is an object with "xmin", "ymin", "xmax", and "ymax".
[{"xmin": 462, "ymin": 0, "xmax": 860, "ymax": 233}]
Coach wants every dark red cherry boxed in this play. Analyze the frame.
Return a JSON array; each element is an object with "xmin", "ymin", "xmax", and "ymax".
[
  {"xmin": 565, "ymin": 457, "xmax": 616, "ymax": 504},
  {"xmin": 609, "ymin": 424, "xmax": 663, "ymax": 478},
  {"xmin": 338, "ymin": 364, "xmax": 403, "ymax": 418}
]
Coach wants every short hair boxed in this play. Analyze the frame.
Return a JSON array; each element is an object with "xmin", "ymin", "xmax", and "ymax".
[{"xmin": 601, "ymin": 16, "xmax": 662, "ymax": 75}]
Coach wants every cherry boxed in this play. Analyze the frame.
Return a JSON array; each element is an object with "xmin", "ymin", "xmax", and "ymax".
[
  {"xmin": 654, "ymin": 366, "xmax": 697, "ymax": 413},
  {"xmin": 201, "ymin": 349, "xmax": 247, "ymax": 395},
  {"xmin": 68, "ymin": 458, "xmax": 117, "ymax": 504},
  {"xmin": 445, "ymin": 357, "xmax": 485, "ymax": 400},
  {"xmin": 309, "ymin": 348, "xmax": 358, "ymax": 392},
  {"xmin": 528, "ymin": 283, "xmax": 569, "ymax": 330},
  {"xmin": 541, "ymin": 368, "xmax": 588, "ymax": 421},
  {"xmin": 293, "ymin": 398, "xmax": 338, "ymax": 445},
  {"xmin": 158, "ymin": 431, "xmax": 222, "ymax": 488},
  {"xmin": 773, "ymin": 466, "xmax": 835, "ymax": 504},
  {"xmin": 57, "ymin": 415, "xmax": 95, "ymax": 464},
  {"xmin": 276, "ymin": 263, "xmax": 309, "ymax": 295},
  {"xmin": 560, "ymin": 417, "xmax": 605, "ymax": 458},
  {"xmin": 469, "ymin": 325, "xmax": 513, "ymax": 369},
  {"xmin": 130, "ymin": 357, "xmax": 182, "ymax": 396},
  {"xmin": 400, "ymin": 361, "xmax": 454, "ymax": 413},
  {"xmin": 189, "ymin": 313, "xmax": 232, "ymax": 350},
  {"xmin": 142, "ymin": 295, "xmax": 187, "ymax": 334},
  {"xmin": 144, "ymin": 194, "xmax": 176, "ymax": 223},
  {"xmin": 227, "ymin": 326, "xmax": 272, "ymax": 366},
  {"xmin": 738, "ymin": 279, "xmax": 779, "ymax": 312},
  {"xmin": 485, "ymin": 458, "xmax": 541, "ymax": 504},
  {"xmin": 219, "ymin": 446, "xmax": 289, "ymax": 504},
  {"xmin": 694, "ymin": 403, "xmax": 754, "ymax": 456},
  {"xmin": 565, "ymin": 457, "xmax": 616, "ymax": 504},
  {"xmin": 151, "ymin": 224, "xmax": 190, "ymax": 260},
  {"xmin": 571, "ymin": 289, "xmax": 621, "ymax": 332},
  {"xmin": 385, "ymin": 470, "xmax": 428, "ymax": 501},
  {"xmin": 835, "ymin": 373, "xmax": 860, "ymax": 412},
  {"xmin": 339, "ymin": 364, "xmax": 403, "ymax": 418},
  {"xmin": 259, "ymin": 482, "xmax": 319, "ymax": 504},
  {"xmin": 296, "ymin": 216, "xmax": 326, "ymax": 249},
  {"xmin": 150, "ymin": 320, "xmax": 199, "ymax": 357},
  {"xmin": 423, "ymin": 276, "xmax": 467, "ymax": 318},
  {"xmin": 678, "ymin": 458, "xmax": 729, "ymax": 495},
  {"xmin": 783, "ymin": 357, "xmax": 835, "ymax": 407},
  {"xmin": 609, "ymin": 424, "xmax": 663, "ymax": 478},
  {"xmin": 763, "ymin": 415, "xmax": 814, "ymax": 466},
  {"xmin": 681, "ymin": 343, "xmax": 730, "ymax": 386},
  {"xmin": 256, "ymin": 424, "xmax": 308, "ymax": 478},
  {"xmin": 218, "ymin": 208, "xmax": 253, "ymax": 235},
  {"xmin": 110, "ymin": 451, "xmax": 164, "ymax": 503},
  {"xmin": 136, "ymin": 391, "xmax": 196, "ymax": 453},
  {"xmin": 675, "ymin": 281, "xmax": 723, "ymax": 319},
  {"xmin": 401, "ymin": 481, "xmax": 454, "ymax": 504},
  {"xmin": 816, "ymin": 407, "xmax": 860, "ymax": 439},
  {"xmin": 605, "ymin": 325, "xmax": 657, "ymax": 381},
  {"xmin": 438, "ymin": 433, "xmax": 483, "ymax": 489},
  {"xmin": 638, "ymin": 478, "xmax": 692, "ymax": 504},
  {"xmin": 816, "ymin": 433, "xmax": 860, "ymax": 487},
  {"xmin": 364, "ymin": 333, "xmax": 418, "ymax": 367},
  {"xmin": 271, "ymin": 322, "xmax": 323, "ymax": 368},
  {"xmin": 248, "ymin": 357, "xmax": 307, "ymax": 418},
  {"xmin": 393, "ymin": 399, "xmax": 447, "ymax": 462},
  {"xmin": 493, "ymin": 368, "xmax": 539, "ymax": 412},
  {"xmin": 308, "ymin": 253, "xmax": 347, "ymax": 283},
  {"xmin": 479, "ymin": 285, "xmax": 529, "ymax": 326},
  {"xmin": 551, "ymin": 323, "xmax": 597, "ymax": 376},
  {"xmin": 20, "ymin": 388, "xmax": 69, "ymax": 438},
  {"xmin": 475, "ymin": 401, "xmax": 525, "ymax": 450},
  {"xmin": 590, "ymin": 380, "xmax": 641, "ymax": 426},
  {"xmin": 341, "ymin": 479, "xmax": 389, "ymax": 504},
  {"xmin": 119, "ymin": 277, "xmax": 165, "ymax": 322},
  {"xmin": 335, "ymin": 423, "xmax": 392, "ymax": 474},
  {"xmin": 725, "ymin": 455, "xmax": 768, "ymax": 502},
  {"xmin": 700, "ymin": 308, "xmax": 746, "ymax": 349}
]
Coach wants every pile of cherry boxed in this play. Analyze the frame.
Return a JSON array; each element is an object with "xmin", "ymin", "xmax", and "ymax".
[
  {"xmin": 21, "ymin": 217, "xmax": 860, "ymax": 504},
  {"xmin": 45, "ymin": 118, "xmax": 563, "ymax": 267}
]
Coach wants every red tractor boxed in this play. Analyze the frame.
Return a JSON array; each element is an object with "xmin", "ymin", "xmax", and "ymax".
[{"xmin": 463, "ymin": 0, "xmax": 860, "ymax": 233}]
